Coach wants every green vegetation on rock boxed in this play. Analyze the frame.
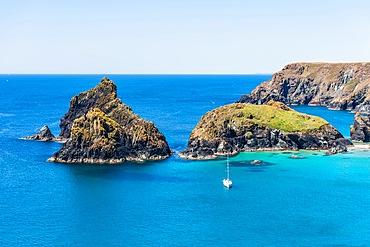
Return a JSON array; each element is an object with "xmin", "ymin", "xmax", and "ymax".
[
  {"xmin": 192, "ymin": 102, "xmax": 328, "ymax": 140},
  {"xmin": 71, "ymin": 108, "xmax": 125, "ymax": 151}
]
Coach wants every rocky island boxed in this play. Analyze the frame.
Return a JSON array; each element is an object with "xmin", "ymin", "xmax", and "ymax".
[
  {"xmin": 48, "ymin": 77, "xmax": 171, "ymax": 164},
  {"xmin": 238, "ymin": 62, "xmax": 370, "ymax": 113},
  {"xmin": 25, "ymin": 125, "xmax": 56, "ymax": 141},
  {"xmin": 179, "ymin": 100, "xmax": 352, "ymax": 160}
]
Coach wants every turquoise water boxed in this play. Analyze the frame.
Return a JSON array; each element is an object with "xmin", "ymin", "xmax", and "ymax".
[{"xmin": 0, "ymin": 75, "xmax": 369, "ymax": 246}]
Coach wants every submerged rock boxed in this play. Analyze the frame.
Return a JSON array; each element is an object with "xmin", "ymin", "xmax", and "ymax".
[
  {"xmin": 238, "ymin": 62, "xmax": 370, "ymax": 113},
  {"xmin": 25, "ymin": 125, "xmax": 56, "ymax": 141},
  {"xmin": 49, "ymin": 77, "xmax": 171, "ymax": 164},
  {"xmin": 325, "ymin": 145, "xmax": 348, "ymax": 155},
  {"xmin": 179, "ymin": 101, "xmax": 352, "ymax": 160},
  {"xmin": 350, "ymin": 113, "xmax": 370, "ymax": 142},
  {"xmin": 251, "ymin": 160, "xmax": 261, "ymax": 164}
]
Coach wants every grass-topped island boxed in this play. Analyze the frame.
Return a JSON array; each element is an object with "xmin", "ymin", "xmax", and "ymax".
[{"xmin": 179, "ymin": 100, "xmax": 352, "ymax": 160}]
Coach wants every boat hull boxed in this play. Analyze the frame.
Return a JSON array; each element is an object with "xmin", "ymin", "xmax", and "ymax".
[{"xmin": 223, "ymin": 178, "xmax": 232, "ymax": 189}]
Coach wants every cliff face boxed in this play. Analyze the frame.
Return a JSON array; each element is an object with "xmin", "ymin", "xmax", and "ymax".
[
  {"xmin": 50, "ymin": 77, "xmax": 171, "ymax": 163},
  {"xmin": 350, "ymin": 113, "xmax": 370, "ymax": 142},
  {"xmin": 59, "ymin": 77, "xmax": 121, "ymax": 139},
  {"xmin": 238, "ymin": 63, "xmax": 370, "ymax": 113},
  {"xmin": 179, "ymin": 101, "xmax": 352, "ymax": 160}
]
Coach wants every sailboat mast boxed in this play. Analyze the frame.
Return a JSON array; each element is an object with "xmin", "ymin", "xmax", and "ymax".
[
  {"xmin": 227, "ymin": 154, "xmax": 230, "ymax": 179},
  {"xmin": 223, "ymin": 152, "xmax": 233, "ymax": 189}
]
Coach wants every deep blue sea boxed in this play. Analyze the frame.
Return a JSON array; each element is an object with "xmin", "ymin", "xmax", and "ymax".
[{"xmin": 0, "ymin": 75, "xmax": 369, "ymax": 246}]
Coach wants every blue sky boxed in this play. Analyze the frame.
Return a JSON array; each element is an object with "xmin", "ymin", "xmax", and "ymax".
[{"xmin": 1, "ymin": 0, "xmax": 370, "ymax": 73}]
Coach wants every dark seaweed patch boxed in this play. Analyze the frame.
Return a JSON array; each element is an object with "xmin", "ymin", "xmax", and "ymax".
[{"xmin": 230, "ymin": 160, "xmax": 275, "ymax": 167}]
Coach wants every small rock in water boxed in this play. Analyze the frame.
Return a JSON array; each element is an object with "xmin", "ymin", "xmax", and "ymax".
[
  {"xmin": 289, "ymin": 154, "xmax": 305, "ymax": 159},
  {"xmin": 251, "ymin": 160, "xmax": 261, "ymax": 165},
  {"xmin": 326, "ymin": 145, "xmax": 347, "ymax": 155},
  {"xmin": 25, "ymin": 125, "xmax": 55, "ymax": 141}
]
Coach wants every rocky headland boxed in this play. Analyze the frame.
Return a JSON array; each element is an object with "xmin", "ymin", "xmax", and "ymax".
[
  {"xmin": 350, "ymin": 113, "xmax": 370, "ymax": 142},
  {"xmin": 48, "ymin": 77, "xmax": 171, "ymax": 164},
  {"xmin": 179, "ymin": 100, "xmax": 352, "ymax": 160},
  {"xmin": 238, "ymin": 62, "xmax": 370, "ymax": 113}
]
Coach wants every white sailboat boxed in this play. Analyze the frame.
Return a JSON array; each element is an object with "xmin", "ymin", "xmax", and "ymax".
[{"xmin": 222, "ymin": 154, "xmax": 233, "ymax": 189}]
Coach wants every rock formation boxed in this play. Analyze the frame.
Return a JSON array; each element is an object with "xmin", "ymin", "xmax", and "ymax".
[
  {"xmin": 49, "ymin": 77, "xmax": 171, "ymax": 163},
  {"xmin": 25, "ymin": 125, "xmax": 56, "ymax": 141},
  {"xmin": 238, "ymin": 63, "xmax": 370, "ymax": 113},
  {"xmin": 179, "ymin": 101, "xmax": 352, "ymax": 160},
  {"xmin": 350, "ymin": 113, "xmax": 370, "ymax": 142},
  {"xmin": 59, "ymin": 77, "xmax": 121, "ymax": 139}
]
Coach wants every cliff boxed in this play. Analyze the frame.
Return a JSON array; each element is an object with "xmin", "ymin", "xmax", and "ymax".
[
  {"xmin": 350, "ymin": 113, "xmax": 370, "ymax": 142},
  {"xmin": 179, "ymin": 101, "xmax": 352, "ymax": 160},
  {"xmin": 238, "ymin": 63, "xmax": 370, "ymax": 113},
  {"xmin": 49, "ymin": 77, "xmax": 171, "ymax": 163}
]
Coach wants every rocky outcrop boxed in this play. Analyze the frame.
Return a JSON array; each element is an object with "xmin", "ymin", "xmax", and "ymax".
[
  {"xmin": 25, "ymin": 125, "xmax": 56, "ymax": 141},
  {"xmin": 59, "ymin": 77, "xmax": 120, "ymax": 139},
  {"xmin": 179, "ymin": 101, "xmax": 352, "ymax": 160},
  {"xmin": 350, "ymin": 113, "xmax": 370, "ymax": 142},
  {"xmin": 49, "ymin": 77, "xmax": 171, "ymax": 163},
  {"xmin": 238, "ymin": 62, "xmax": 370, "ymax": 113}
]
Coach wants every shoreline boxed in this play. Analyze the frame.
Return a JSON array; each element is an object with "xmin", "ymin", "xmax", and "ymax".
[
  {"xmin": 348, "ymin": 143, "xmax": 370, "ymax": 150},
  {"xmin": 178, "ymin": 145, "xmax": 358, "ymax": 160}
]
